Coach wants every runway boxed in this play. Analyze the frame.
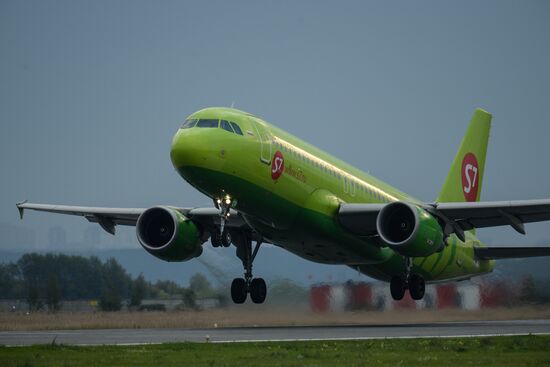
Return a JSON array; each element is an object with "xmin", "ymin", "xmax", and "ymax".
[{"xmin": 1, "ymin": 319, "xmax": 550, "ymax": 346}]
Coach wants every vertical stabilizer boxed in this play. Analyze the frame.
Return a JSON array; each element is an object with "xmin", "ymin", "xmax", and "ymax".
[{"xmin": 437, "ymin": 108, "xmax": 491, "ymax": 203}]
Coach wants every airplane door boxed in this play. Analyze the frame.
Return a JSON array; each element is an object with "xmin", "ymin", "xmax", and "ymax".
[{"xmin": 251, "ymin": 119, "xmax": 272, "ymax": 164}]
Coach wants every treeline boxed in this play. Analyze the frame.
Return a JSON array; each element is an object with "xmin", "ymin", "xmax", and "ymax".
[{"xmin": 0, "ymin": 253, "xmax": 217, "ymax": 312}]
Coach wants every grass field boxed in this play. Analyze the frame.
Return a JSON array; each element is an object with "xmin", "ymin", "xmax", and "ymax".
[
  {"xmin": 2, "ymin": 306, "xmax": 550, "ymax": 331},
  {"xmin": 1, "ymin": 335, "xmax": 550, "ymax": 367}
]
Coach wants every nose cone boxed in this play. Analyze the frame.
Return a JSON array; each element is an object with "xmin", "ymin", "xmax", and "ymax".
[
  {"xmin": 170, "ymin": 129, "xmax": 197, "ymax": 170},
  {"xmin": 171, "ymin": 127, "xmax": 219, "ymax": 172}
]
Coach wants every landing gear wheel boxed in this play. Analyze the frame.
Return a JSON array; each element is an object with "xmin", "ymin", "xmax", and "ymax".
[
  {"xmin": 211, "ymin": 231, "xmax": 222, "ymax": 247},
  {"xmin": 231, "ymin": 278, "xmax": 247, "ymax": 304},
  {"xmin": 250, "ymin": 278, "xmax": 267, "ymax": 304},
  {"xmin": 390, "ymin": 276, "xmax": 406, "ymax": 301},
  {"xmin": 230, "ymin": 232, "xmax": 267, "ymax": 304},
  {"xmin": 409, "ymin": 274, "xmax": 425, "ymax": 300},
  {"xmin": 221, "ymin": 230, "xmax": 232, "ymax": 247}
]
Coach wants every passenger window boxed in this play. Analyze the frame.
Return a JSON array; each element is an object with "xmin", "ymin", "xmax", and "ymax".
[
  {"xmin": 220, "ymin": 120, "xmax": 234, "ymax": 133},
  {"xmin": 181, "ymin": 119, "xmax": 197, "ymax": 129},
  {"xmin": 230, "ymin": 122, "xmax": 244, "ymax": 135},
  {"xmin": 197, "ymin": 119, "xmax": 219, "ymax": 128}
]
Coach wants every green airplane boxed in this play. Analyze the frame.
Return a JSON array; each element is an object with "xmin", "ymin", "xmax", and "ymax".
[{"xmin": 17, "ymin": 108, "xmax": 550, "ymax": 304}]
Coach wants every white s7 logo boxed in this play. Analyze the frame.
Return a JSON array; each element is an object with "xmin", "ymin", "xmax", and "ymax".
[
  {"xmin": 463, "ymin": 164, "xmax": 478, "ymax": 194},
  {"xmin": 272, "ymin": 157, "xmax": 283, "ymax": 173}
]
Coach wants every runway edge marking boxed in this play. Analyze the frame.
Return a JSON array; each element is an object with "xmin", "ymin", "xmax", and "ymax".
[{"xmin": 210, "ymin": 332, "xmax": 550, "ymax": 344}]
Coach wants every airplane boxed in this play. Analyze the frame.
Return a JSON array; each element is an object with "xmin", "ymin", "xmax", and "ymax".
[{"xmin": 17, "ymin": 107, "xmax": 550, "ymax": 304}]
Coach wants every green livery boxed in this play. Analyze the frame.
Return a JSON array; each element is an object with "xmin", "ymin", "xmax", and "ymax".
[
  {"xmin": 171, "ymin": 107, "xmax": 494, "ymax": 286},
  {"xmin": 18, "ymin": 106, "xmax": 550, "ymax": 303},
  {"xmin": 437, "ymin": 108, "xmax": 491, "ymax": 204},
  {"xmin": 137, "ymin": 207, "xmax": 203, "ymax": 262}
]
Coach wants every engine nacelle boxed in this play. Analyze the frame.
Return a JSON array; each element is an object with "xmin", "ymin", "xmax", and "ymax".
[
  {"xmin": 376, "ymin": 201, "xmax": 444, "ymax": 257},
  {"xmin": 136, "ymin": 206, "xmax": 203, "ymax": 262}
]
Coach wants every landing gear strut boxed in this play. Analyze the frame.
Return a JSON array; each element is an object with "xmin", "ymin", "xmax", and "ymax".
[
  {"xmin": 231, "ymin": 233, "xmax": 266, "ymax": 304},
  {"xmin": 211, "ymin": 196, "xmax": 234, "ymax": 248},
  {"xmin": 390, "ymin": 257, "xmax": 425, "ymax": 301},
  {"xmin": 217, "ymin": 195, "xmax": 233, "ymax": 236}
]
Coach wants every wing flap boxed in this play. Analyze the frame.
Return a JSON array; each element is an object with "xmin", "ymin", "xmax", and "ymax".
[
  {"xmin": 474, "ymin": 246, "xmax": 550, "ymax": 260},
  {"xmin": 432, "ymin": 199, "xmax": 550, "ymax": 234}
]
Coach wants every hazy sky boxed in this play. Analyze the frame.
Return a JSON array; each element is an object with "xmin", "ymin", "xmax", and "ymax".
[{"xmin": 1, "ymin": 0, "xmax": 550, "ymax": 250}]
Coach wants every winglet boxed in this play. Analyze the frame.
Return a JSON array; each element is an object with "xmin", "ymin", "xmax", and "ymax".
[{"xmin": 16, "ymin": 200, "xmax": 27, "ymax": 219}]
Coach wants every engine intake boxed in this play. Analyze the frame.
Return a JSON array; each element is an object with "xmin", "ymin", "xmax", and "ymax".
[
  {"xmin": 136, "ymin": 206, "xmax": 202, "ymax": 262},
  {"xmin": 376, "ymin": 201, "xmax": 444, "ymax": 257}
]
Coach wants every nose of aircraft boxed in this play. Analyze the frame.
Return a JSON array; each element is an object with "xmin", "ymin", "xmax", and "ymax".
[
  {"xmin": 170, "ymin": 129, "xmax": 197, "ymax": 170},
  {"xmin": 170, "ymin": 126, "xmax": 222, "ymax": 172}
]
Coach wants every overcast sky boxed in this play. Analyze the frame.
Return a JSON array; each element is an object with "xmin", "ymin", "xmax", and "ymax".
[{"xmin": 1, "ymin": 0, "xmax": 550, "ymax": 250}]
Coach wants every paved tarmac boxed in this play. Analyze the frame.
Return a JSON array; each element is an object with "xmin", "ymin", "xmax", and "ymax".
[{"xmin": 1, "ymin": 320, "xmax": 549, "ymax": 346}]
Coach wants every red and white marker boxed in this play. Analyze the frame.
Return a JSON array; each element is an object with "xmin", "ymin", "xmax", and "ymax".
[
  {"xmin": 271, "ymin": 151, "xmax": 284, "ymax": 180},
  {"xmin": 461, "ymin": 152, "xmax": 479, "ymax": 202}
]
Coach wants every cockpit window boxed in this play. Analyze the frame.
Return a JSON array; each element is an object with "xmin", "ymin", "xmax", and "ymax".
[
  {"xmin": 220, "ymin": 120, "xmax": 234, "ymax": 133},
  {"xmin": 180, "ymin": 118, "xmax": 244, "ymax": 136},
  {"xmin": 230, "ymin": 122, "xmax": 243, "ymax": 135},
  {"xmin": 181, "ymin": 119, "xmax": 197, "ymax": 129},
  {"xmin": 196, "ymin": 119, "xmax": 219, "ymax": 128}
]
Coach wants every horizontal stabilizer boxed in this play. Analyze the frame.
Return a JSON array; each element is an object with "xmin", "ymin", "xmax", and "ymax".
[{"xmin": 474, "ymin": 246, "xmax": 550, "ymax": 260}]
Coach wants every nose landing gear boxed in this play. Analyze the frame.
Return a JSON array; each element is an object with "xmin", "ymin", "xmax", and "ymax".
[
  {"xmin": 216, "ymin": 195, "xmax": 233, "ymax": 234},
  {"xmin": 390, "ymin": 257, "xmax": 426, "ymax": 301},
  {"xmin": 211, "ymin": 196, "xmax": 234, "ymax": 248},
  {"xmin": 211, "ymin": 229, "xmax": 231, "ymax": 248}
]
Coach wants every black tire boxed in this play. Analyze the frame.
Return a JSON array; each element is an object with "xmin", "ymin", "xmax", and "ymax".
[
  {"xmin": 211, "ymin": 231, "xmax": 221, "ymax": 247},
  {"xmin": 409, "ymin": 274, "xmax": 425, "ymax": 300},
  {"xmin": 390, "ymin": 276, "xmax": 406, "ymax": 301},
  {"xmin": 231, "ymin": 278, "xmax": 247, "ymax": 304},
  {"xmin": 221, "ymin": 230, "xmax": 232, "ymax": 247},
  {"xmin": 250, "ymin": 278, "xmax": 267, "ymax": 304}
]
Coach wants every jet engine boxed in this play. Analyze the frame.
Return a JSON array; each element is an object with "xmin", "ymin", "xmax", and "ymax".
[
  {"xmin": 136, "ymin": 206, "xmax": 203, "ymax": 262},
  {"xmin": 376, "ymin": 201, "xmax": 444, "ymax": 257}
]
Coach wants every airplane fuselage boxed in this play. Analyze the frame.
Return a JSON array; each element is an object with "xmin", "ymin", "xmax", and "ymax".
[{"xmin": 170, "ymin": 107, "xmax": 495, "ymax": 283}]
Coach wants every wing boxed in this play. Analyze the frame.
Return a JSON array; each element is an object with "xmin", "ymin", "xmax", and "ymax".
[
  {"xmin": 16, "ymin": 201, "xmax": 246, "ymax": 235},
  {"xmin": 430, "ymin": 199, "xmax": 550, "ymax": 234},
  {"xmin": 474, "ymin": 246, "xmax": 550, "ymax": 260},
  {"xmin": 338, "ymin": 199, "xmax": 550, "ymax": 239}
]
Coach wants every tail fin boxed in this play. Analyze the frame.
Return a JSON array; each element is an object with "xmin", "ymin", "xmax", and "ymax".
[{"xmin": 437, "ymin": 108, "xmax": 492, "ymax": 203}]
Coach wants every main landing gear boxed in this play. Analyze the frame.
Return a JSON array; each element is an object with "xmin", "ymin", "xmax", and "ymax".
[
  {"xmin": 390, "ymin": 257, "xmax": 425, "ymax": 301},
  {"xmin": 231, "ymin": 233, "xmax": 266, "ymax": 304}
]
